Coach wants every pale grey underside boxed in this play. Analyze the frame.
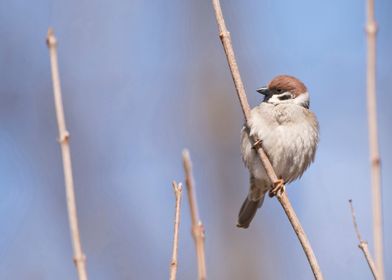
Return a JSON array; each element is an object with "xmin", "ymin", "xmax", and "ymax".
[{"xmin": 241, "ymin": 102, "xmax": 319, "ymax": 201}]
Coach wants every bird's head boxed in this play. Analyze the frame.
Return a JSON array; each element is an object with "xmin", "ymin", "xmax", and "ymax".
[{"xmin": 256, "ymin": 75, "xmax": 310, "ymax": 109}]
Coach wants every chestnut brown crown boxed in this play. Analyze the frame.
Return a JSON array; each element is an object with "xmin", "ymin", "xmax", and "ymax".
[{"xmin": 268, "ymin": 75, "xmax": 307, "ymax": 97}]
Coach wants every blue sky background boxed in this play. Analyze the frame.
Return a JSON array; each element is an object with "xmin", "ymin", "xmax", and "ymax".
[{"xmin": 0, "ymin": 0, "xmax": 391, "ymax": 279}]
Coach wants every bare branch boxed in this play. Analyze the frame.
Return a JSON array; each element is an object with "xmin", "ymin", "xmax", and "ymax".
[
  {"xmin": 349, "ymin": 200, "xmax": 379, "ymax": 279},
  {"xmin": 365, "ymin": 0, "xmax": 384, "ymax": 278},
  {"xmin": 170, "ymin": 181, "xmax": 183, "ymax": 280},
  {"xmin": 210, "ymin": 1, "xmax": 323, "ymax": 279},
  {"xmin": 46, "ymin": 28, "xmax": 88, "ymax": 280},
  {"xmin": 182, "ymin": 150, "xmax": 207, "ymax": 280}
]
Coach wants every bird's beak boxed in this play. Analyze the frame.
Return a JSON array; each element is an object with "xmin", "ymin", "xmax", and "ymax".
[{"xmin": 256, "ymin": 86, "xmax": 269, "ymax": 96}]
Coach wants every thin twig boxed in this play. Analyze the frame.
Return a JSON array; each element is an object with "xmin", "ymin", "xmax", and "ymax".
[
  {"xmin": 365, "ymin": 0, "xmax": 384, "ymax": 278},
  {"xmin": 349, "ymin": 200, "xmax": 379, "ymax": 279},
  {"xmin": 170, "ymin": 181, "xmax": 183, "ymax": 280},
  {"xmin": 46, "ymin": 28, "xmax": 88, "ymax": 280},
  {"xmin": 210, "ymin": 1, "xmax": 323, "ymax": 279},
  {"xmin": 182, "ymin": 150, "xmax": 207, "ymax": 280}
]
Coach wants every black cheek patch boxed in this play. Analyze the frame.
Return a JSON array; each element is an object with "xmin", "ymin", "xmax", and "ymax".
[{"xmin": 278, "ymin": 94, "xmax": 292, "ymax": 101}]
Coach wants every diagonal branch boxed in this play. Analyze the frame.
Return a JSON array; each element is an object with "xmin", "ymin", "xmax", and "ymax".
[
  {"xmin": 170, "ymin": 181, "xmax": 183, "ymax": 280},
  {"xmin": 349, "ymin": 200, "xmax": 379, "ymax": 279},
  {"xmin": 46, "ymin": 28, "xmax": 88, "ymax": 280},
  {"xmin": 365, "ymin": 0, "xmax": 384, "ymax": 278},
  {"xmin": 182, "ymin": 150, "xmax": 207, "ymax": 280},
  {"xmin": 210, "ymin": 1, "xmax": 323, "ymax": 279}
]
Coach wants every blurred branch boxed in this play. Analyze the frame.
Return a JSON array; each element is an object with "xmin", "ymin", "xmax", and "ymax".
[
  {"xmin": 46, "ymin": 28, "xmax": 88, "ymax": 280},
  {"xmin": 170, "ymin": 181, "xmax": 183, "ymax": 280},
  {"xmin": 210, "ymin": 1, "xmax": 323, "ymax": 279},
  {"xmin": 365, "ymin": 0, "xmax": 384, "ymax": 278},
  {"xmin": 182, "ymin": 150, "xmax": 207, "ymax": 280},
  {"xmin": 349, "ymin": 200, "xmax": 379, "ymax": 279}
]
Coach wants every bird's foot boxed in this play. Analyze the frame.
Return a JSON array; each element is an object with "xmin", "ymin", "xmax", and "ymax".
[
  {"xmin": 269, "ymin": 179, "xmax": 285, "ymax": 197},
  {"xmin": 252, "ymin": 139, "xmax": 263, "ymax": 150}
]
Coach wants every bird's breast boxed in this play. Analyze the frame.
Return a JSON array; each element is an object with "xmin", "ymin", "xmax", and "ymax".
[{"xmin": 246, "ymin": 104, "xmax": 319, "ymax": 182}]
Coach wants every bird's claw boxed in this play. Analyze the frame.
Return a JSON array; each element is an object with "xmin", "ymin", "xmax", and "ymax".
[
  {"xmin": 269, "ymin": 179, "xmax": 285, "ymax": 197},
  {"xmin": 252, "ymin": 139, "xmax": 263, "ymax": 150}
]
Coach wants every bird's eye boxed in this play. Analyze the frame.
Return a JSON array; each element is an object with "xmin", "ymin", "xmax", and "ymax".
[{"xmin": 277, "ymin": 89, "xmax": 283, "ymax": 93}]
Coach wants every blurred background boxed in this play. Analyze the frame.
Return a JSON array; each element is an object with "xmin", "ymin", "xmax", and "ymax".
[{"xmin": 0, "ymin": 0, "xmax": 391, "ymax": 279}]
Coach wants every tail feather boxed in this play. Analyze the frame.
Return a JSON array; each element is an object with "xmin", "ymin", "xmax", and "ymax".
[{"xmin": 237, "ymin": 195, "xmax": 265, "ymax": 228}]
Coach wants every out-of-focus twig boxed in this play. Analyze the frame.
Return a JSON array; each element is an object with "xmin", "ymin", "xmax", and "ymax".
[
  {"xmin": 349, "ymin": 200, "xmax": 379, "ymax": 279},
  {"xmin": 182, "ymin": 150, "xmax": 207, "ymax": 280},
  {"xmin": 365, "ymin": 0, "xmax": 384, "ymax": 278},
  {"xmin": 210, "ymin": 1, "xmax": 323, "ymax": 279},
  {"xmin": 46, "ymin": 28, "xmax": 88, "ymax": 280},
  {"xmin": 170, "ymin": 181, "xmax": 183, "ymax": 280}
]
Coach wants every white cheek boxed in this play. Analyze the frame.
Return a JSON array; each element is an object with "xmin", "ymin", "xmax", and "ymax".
[
  {"xmin": 267, "ymin": 95, "xmax": 280, "ymax": 103},
  {"xmin": 267, "ymin": 91, "xmax": 293, "ymax": 104},
  {"xmin": 293, "ymin": 92, "xmax": 309, "ymax": 106}
]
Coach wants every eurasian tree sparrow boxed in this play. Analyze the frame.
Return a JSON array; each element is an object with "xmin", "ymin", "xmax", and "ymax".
[{"xmin": 237, "ymin": 75, "xmax": 319, "ymax": 228}]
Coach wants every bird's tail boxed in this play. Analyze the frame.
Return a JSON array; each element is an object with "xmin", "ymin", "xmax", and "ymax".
[
  {"xmin": 237, "ymin": 175, "xmax": 267, "ymax": 228},
  {"xmin": 237, "ymin": 194, "xmax": 265, "ymax": 229}
]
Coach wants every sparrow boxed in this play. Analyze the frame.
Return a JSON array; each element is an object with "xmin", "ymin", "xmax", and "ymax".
[{"xmin": 237, "ymin": 75, "xmax": 319, "ymax": 228}]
